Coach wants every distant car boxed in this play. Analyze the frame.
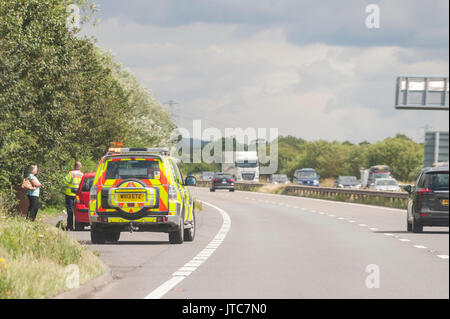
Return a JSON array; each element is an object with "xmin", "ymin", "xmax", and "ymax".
[
  {"xmin": 210, "ymin": 173, "xmax": 235, "ymax": 192},
  {"xmin": 74, "ymin": 172, "xmax": 96, "ymax": 231},
  {"xmin": 293, "ymin": 168, "xmax": 320, "ymax": 186},
  {"xmin": 369, "ymin": 178, "xmax": 401, "ymax": 192},
  {"xmin": 202, "ymin": 171, "xmax": 215, "ymax": 181},
  {"xmin": 185, "ymin": 174, "xmax": 197, "ymax": 186},
  {"xmin": 335, "ymin": 176, "xmax": 360, "ymax": 189},
  {"xmin": 404, "ymin": 165, "xmax": 449, "ymax": 233},
  {"xmin": 269, "ymin": 174, "xmax": 290, "ymax": 184}
]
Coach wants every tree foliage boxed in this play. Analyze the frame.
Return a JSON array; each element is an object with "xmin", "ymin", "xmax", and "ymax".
[
  {"xmin": 275, "ymin": 135, "xmax": 423, "ymax": 181},
  {"xmin": 0, "ymin": 0, "xmax": 174, "ymax": 208}
]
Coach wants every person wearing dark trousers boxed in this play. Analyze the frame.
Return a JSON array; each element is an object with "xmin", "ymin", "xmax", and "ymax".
[
  {"xmin": 63, "ymin": 162, "xmax": 83, "ymax": 231},
  {"xmin": 27, "ymin": 165, "xmax": 42, "ymax": 221}
]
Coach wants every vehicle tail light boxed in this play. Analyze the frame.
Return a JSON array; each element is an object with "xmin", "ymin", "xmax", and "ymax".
[
  {"xmin": 90, "ymin": 186, "xmax": 98, "ymax": 200},
  {"xmin": 228, "ymin": 179, "xmax": 235, "ymax": 182},
  {"xmin": 417, "ymin": 188, "xmax": 433, "ymax": 195},
  {"xmin": 168, "ymin": 185, "xmax": 177, "ymax": 201},
  {"xmin": 417, "ymin": 188, "xmax": 433, "ymax": 209},
  {"xmin": 214, "ymin": 178, "xmax": 220, "ymax": 182}
]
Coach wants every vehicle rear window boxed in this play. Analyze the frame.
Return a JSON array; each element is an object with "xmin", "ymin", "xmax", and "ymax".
[
  {"xmin": 105, "ymin": 160, "xmax": 160, "ymax": 180},
  {"xmin": 81, "ymin": 176, "xmax": 94, "ymax": 192},
  {"xmin": 425, "ymin": 172, "xmax": 449, "ymax": 190},
  {"xmin": 376, "ymin": 180, "xmax": 397, "ymax": 186},
  {"xmin": 215, "ymin": 174, "xmax": 233, "ymax": 179}
]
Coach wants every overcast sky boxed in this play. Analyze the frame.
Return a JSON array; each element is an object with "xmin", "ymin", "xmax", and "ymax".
[{"xmin": 84, "ymin": 0, "xmax": 449, "ymax": 143}]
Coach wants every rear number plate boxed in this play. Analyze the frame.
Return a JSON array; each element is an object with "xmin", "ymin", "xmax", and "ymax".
[
  {"xmin": 442, "ymin": 199, "xmax": 449, "ymax": 206},
  {"xmin": 117, "ymin": 193, "xmax": 145, "ymax": 203}
]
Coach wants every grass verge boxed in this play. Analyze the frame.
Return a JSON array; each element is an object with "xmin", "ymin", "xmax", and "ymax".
[{"xmin": 0, "ymin": 209, "xmax": 106, "ymax": 299}]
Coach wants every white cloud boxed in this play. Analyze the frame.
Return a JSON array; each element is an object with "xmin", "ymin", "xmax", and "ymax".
[{"xmin": 83, "ymin": 18, "xmax": 449, "ymax": 142}]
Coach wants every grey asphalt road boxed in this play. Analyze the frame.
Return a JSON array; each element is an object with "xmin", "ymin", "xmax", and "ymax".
[{"xmin": 66, "ymin": 187, "xmax": 449, "ymax": 299}]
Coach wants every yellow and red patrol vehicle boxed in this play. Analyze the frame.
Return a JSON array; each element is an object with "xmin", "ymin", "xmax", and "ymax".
[{"xmin": 89, "ymin": 148, "xmax": 196, "ymax": 244}]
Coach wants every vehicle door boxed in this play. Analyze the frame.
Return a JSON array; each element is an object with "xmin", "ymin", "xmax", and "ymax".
[{"xmin": 168, "ymin": 159, "xmax": 190, "ymax": 222}]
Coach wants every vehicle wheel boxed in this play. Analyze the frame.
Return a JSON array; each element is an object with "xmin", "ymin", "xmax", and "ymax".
[
  {"xmin": 184, "ymin": 211, "xmax": 196, "ymax": 242},
  {"xmin": 210, "ymin": 188, "xmax": 215, "ymax": 192},
  {"xmin": 169, "ymin": 217, "xmax": 184, "ymax": 244},
  {"xmin": 412, "ymin": 216, "xmax": 423, "ymax": 233},
  {"xmin": 91, "ymin": 228, "xmax": 106, "ymax": 244},
  {"xmin": 105, "ymin": 231, "xmax": 120, "ymax": 243},
  {"xmin": 229, "ymin": 189, "xmax": 235, "ymax": 192},
  {"xmin": 75, "ymin": 222, "xmax": 85, "ymax": 231}
]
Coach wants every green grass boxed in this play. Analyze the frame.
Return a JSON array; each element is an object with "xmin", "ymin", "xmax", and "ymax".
[
  {"xmin": 194, "ymin": 199, "xmax": 203, "ymax": 211},
  {"xmin": 36, "ymin": 206, "xmax": 65, "ymax": 219},
  {"xmin": 0, "ymin": 209, "xmax": 106, "ymax": 299}
]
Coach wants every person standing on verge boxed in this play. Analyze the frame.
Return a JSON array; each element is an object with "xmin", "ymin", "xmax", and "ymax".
[
  {"xmin": 27, "ymin": 165, "xmax": 42, "ymax": 221},
  {"xmin": 63, "ymin": 162, "xmax": 83, "ymax": 231}
]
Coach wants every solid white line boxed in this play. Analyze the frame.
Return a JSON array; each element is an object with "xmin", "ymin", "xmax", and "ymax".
[
  {"xmin": 144, "ymin": 276, "xmax": 185, "ymax": 299},
  {"xmin": 144, "ymin": 200, "xmax": 231, "ymax": 299}
]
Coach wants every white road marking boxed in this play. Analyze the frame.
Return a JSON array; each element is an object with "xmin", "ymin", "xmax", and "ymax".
[
  {"xmin": 437, "ymin": 255, "xmax": 449, "ymax": 260},
  {"xmin": 369, "ymin": 228, "xmax": 379, "ymax": 231},
  {"xmin": 413, "ymin": 245, "xmax": 427, "ymax": 249},
  {"xmin": 144, "ymin": 200, "xmax": 231, "ymax": 299},
  {"xmin": 398, "ymin": 238, "xmax": 411, "ymax": 242},
  {"xmin": 384, "ymin": 233, "xmax": 394, "ymax": 236},
  {"xmin": 241, "ymin": 189, "xmax": 405, "ymax": 213},
  {"xmin": 359, "ymin": 224, "xmax": 367, "ymax": 227}
]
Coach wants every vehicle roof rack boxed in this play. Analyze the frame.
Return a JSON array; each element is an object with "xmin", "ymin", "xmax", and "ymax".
[{"xmin": 106, "ymin": 147, "xmax": 170, "ymax": 156}]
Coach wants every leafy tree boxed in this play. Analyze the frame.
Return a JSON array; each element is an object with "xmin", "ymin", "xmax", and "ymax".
[{"xmin": 0, "ymin": 0, "xmax": 174, "ymax": 209}]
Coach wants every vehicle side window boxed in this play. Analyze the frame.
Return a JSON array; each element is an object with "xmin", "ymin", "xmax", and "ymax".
[
  {"xmin": 416, "ymin": 172, "xmax": 425, "ymax": 188},
  {"xmin": 169, "ymin": 159, "xmax": 183, "ymax": 185}
]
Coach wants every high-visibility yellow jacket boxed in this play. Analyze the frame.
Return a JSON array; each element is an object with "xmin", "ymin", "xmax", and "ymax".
[{"xmin": 64, "ymin": 170, "xmax": 84, "ymax": 196}]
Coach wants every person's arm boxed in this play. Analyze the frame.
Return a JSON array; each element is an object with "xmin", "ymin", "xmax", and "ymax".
[{"xmin": 30, "ymin": 176, "xmax": 42, "ymax": 188}]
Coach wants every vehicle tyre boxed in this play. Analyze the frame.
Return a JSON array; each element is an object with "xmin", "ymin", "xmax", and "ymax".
[
  {"xmin": 104, "ymin": 231, "xmax": 120, "ymax": 243},
  {"xmin": 412, "ymin": 216, "xmax": 423, "ymax": 233},
  {"xmin": 229, "ymin": 189, "xmax": 235, "ymax": 192},
  {"xmin": 210, "ymin": 188, "xmax": 215, "ymax": 192},
  {"xmin": 75, "ymin": 222, "xmax": 85, "ymax": 231},
  {"xmin": 91, "ymin": 228, "xmax": 106, "ymax": 244},
  {"xmin": 169, "ymin": 217, "xmax": 184, "ymax": 244},
  {"xmin": 184, "ymin": 210, "xmax": 196, "ymax": 242}
]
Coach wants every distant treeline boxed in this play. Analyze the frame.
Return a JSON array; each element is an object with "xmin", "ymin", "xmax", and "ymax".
[
  {"xmin": 181, "ymin": 134, "xmax": 424, "ymax": 182},
  {"xmin": 0, "ymin": 0, "xmax": 174, "ymax": 209}
]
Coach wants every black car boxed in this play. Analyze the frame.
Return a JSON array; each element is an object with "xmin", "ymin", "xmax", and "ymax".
[
  {"xmin": 210, "ymin": 173, "xmax": 235, "ymax": 192},
  {"xmin": 404, "ymin": 165, "xmax": 449, "ymax": 233},
  {"xmin": 334, "ymin": 176, "xmax": 361, "ymax": 189}
]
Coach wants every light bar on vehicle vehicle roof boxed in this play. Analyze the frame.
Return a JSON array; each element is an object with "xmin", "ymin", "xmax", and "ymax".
[{"xmin": 107, "ymin": 147, "xmax": 170, "ymax": 156}]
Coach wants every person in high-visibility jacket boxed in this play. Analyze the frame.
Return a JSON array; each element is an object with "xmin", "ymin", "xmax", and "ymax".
[{"xmin": 63, "ymin": 162, "xmax": 83, "ymax": 231}]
